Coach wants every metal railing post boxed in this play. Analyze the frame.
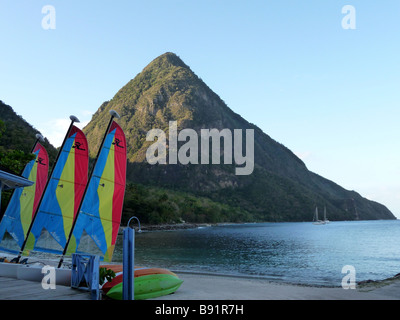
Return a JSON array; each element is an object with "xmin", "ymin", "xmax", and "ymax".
[{"xmin": 123, "ymin": 216, "xmax": 141, "ymax": 300}]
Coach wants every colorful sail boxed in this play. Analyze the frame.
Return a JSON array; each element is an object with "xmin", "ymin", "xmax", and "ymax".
[
  {"xmin": 22, "ymin": 126, "xmax": 88, "ymax": 255},
  {"xmin": 66, "ymin": 121, "xmax": 126, "ymax": 261},
  {"xmin": 0, "ymin": 143, "xmax": 49, "ymax": 253}
]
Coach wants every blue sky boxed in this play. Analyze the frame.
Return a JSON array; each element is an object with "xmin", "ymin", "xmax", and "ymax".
[{"xmin": 0, "ymin": 1, "xmax": 399, "ymax": 217}]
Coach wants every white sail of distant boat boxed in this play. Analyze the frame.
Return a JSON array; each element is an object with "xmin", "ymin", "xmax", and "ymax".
[
  {"xmin": 312, "ymin": 206, "xmax": 326, "ymax": 225},
  {"xmin": 323, "ymin": 206, "xmax": 330, "ymax": 224}
]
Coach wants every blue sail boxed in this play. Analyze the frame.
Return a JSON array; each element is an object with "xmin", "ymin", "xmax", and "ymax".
[
  {"xmin": 66, "ymin": 121, "xmax": 127, "ymax": 261},
  {"xmin": 0, "ymin": 143, "xmax": 49, "ymax": 253},
  {"xmin": 22, "ymin": 126, "xmax": 88, "ymax": 255}
]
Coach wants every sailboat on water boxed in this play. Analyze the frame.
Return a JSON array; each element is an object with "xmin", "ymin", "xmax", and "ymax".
[
  {"xmin": 323, "ymin": 206, "xmax": 330, "ymax": 224},
  {"xmin": 312, "ymin": 206, "xmax": 326, "ymax": 225}
]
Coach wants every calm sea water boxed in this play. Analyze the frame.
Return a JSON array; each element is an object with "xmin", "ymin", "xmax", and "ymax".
[{"xmin": 113, "ymin": 220, "xmax": 400, "ymax": 287}]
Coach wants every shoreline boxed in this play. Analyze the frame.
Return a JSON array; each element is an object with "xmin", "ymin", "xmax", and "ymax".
[
  {"xmin": 152, "ymin": 271, "xmax": 400, "ymax": 300},
  {"xmin": 1, "ymin": 256, "xmax": 399, "ymax": 300},
  {"xmin": 170, "ymin": 269, "xmax": 400, "ymax": 290},
  {"xmin": 118, "ymin": 221, "xmax": 400, "ymax": 291},
  {"xmin": 120, "ymin": 219, "xmax": 399, "ymax": 233},
  {"xmin": 120, "ymin": 222, "xmax": 217, "ymax": 233},
  {"xmin": 169, "ymin": 269, "xmax": 341, "ymax": 288}
]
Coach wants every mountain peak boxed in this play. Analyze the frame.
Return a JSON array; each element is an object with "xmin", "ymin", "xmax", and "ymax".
[
  {"xmin": 144, "ymin": 52, "xmax": 190, "ymax": 72},
  {"xmin": 82, "ymin": 54, "xmax": 395, "ymax": 222}
]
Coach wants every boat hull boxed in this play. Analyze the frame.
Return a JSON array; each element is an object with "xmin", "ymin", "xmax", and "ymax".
[
  {"xmin": 0, "ymin": 261, "xmax": 71, "ymax": 285},
  {"xmin": 101, "ymin": 265, "xmax": 178, "ymax": 294},
  {"xmin": 106, "ymin": 273, "xmax": 183, "ymax": 300}
]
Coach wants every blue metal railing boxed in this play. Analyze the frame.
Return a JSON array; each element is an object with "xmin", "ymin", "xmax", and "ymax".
[{"xmin": 71, "ymin": 253, "xmax": 100, "ymax": 300}]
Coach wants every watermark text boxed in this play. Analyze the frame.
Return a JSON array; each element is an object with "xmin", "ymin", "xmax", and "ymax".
[
  {"xmin": 146, "ymin": 121, "xmax": 254, "ymax": 175},
  {"xmin": 41, "ymin": 5, "xmax": 56, "ymax": 30},
  {"xmin": 341, "ymin": 265, "xmax": 356, "ymax": 289},
  {"xmin": 342, "ymin": 5, "xmax": 356, "ymax": 30},
  {"xmin": 41, "ymin": 265, "xmax": 56, "ymax": 289}
]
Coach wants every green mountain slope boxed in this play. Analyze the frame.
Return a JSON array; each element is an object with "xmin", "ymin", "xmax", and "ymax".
[
  {"xmin": 0, "ymin": 54, "xmax": 394, "ymax": 224},
  {"xmin": 0, "ymin": 100, "xmax": 58, "ymax": 212},
  {"xmin": 84, "ymin": 52, "xmax": 395, "ymax": 223},
  {"xmin": 0, "ymin": 100, "xmax": 58, "ymax": 164}
]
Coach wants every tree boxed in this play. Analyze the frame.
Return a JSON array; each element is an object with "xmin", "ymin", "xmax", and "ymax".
[{"xmin": 0, "ymin": 120, "xmax": 35, "ymax": 174}]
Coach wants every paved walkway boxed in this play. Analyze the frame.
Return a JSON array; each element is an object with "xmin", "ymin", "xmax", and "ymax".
[{"xmin": 0, "ymin": 276, "xmax": 91, "ymax": 300}]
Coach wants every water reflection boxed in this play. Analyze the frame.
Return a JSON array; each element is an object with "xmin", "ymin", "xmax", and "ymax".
[{"xmin": 91, "ymin": 221, "xmax": 400, "ymax": 286}]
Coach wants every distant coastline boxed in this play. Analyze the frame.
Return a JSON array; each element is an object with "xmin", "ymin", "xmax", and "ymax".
[
  {"xmin": 120, "ymin": 219, "xmax": 398, "ymax": 233},
  {"xmin": 119, "ymin": 222, "xmax": 216, "ymax": 233}
]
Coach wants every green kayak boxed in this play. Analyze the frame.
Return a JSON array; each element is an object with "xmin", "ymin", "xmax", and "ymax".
[{"xmin": 106, "ymin": 273, "xmax": 183, "ymax": 300}]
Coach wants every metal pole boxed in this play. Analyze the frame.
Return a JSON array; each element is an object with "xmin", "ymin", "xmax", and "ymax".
[
  {"xmin": 58, "ymin": 110, "xmax": 120, "ymax": 268},
  {"xmin": 122, "ymin": 216, "xmax": 141, "ymax": 300},
  {"xmin": 127, "ymin": 216, "xmax": 142, "ymax": 233},
  {"xmin": 122, "ymin": 227, "xmax": 135, "ymax": 300}
]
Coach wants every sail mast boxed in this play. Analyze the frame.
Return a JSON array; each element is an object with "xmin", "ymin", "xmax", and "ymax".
[
  {"xmin": 58, "ymin": 110, "xmax": 120, "ymax": 268},
  {"xmin": 0, "ymin": 133, "xmax": 44, "ymax": 225},
  {"xmin": 16, "ymin": 116, "xmax": 80, "ymax": 261},
  {"xmin": 31, "ymin": 134, "xmax": 45, "ymax": 153}
]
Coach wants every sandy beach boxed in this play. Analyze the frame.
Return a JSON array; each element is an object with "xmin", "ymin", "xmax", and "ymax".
[
  {"xmin": 0, "ymin": 266, "xmax": 398, "ymax": 301},
  {"xmin": 152, "ymin": 272, "xmax": 400, "ymax": 300}
]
